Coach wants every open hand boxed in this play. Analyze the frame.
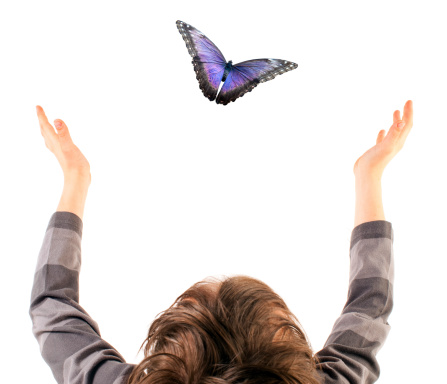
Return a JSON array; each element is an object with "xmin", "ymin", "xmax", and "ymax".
[
  {"xmin": 37, "ymin": 105, "xmax": 91, "ymax": 184},
  {"xmin": 353, "ymin": 100, "xmax": 414, "ymax": 178}
]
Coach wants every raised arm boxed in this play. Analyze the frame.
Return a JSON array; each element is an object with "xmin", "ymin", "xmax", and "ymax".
[
  {"xmin": 315, "ymin": 100, "xmax": 413, "ymax": 383},
  {"xmin": 30, "ymin": 106, "xmax": 135, "ymax": 384}
]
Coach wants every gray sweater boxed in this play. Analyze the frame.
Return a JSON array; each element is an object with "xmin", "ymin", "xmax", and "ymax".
[{"xmin": 30, "ymin": 211, "xmax": 394, "ymax": 383}]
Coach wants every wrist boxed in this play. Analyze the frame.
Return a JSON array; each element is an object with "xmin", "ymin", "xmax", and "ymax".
[
  {"xmin": 353, "ymin": 155, "xmax": 385, "ymax": 181},
  {"xmin": 354, "ymin": 169, "xmax": 382, "ymax": 185},
  {"xmin": 63, "ymin": 170, "xmax": 91, "ymax": 188}
]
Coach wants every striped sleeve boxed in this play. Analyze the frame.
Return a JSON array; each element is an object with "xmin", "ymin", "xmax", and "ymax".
[
  {"xmin": 315, "ymin": 220, "xmax": 394, "ymax": 384},
  {"xmin": 29, "ymin": 211, "xmax": 136, "ymax": 384}
]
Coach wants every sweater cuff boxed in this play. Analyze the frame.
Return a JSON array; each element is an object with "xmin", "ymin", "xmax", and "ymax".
[
  {"xmin": 46, "ymin": 211, "xmax": 83, "ymax": 238},
  {"xmin": 350, "ymin": 220, "xmax": 392, "ymax": 250}
]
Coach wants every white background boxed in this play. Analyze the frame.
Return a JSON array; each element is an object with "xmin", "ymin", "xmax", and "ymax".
[{"xmin": 1, "ymin": 1, "xmax": 445, "ymax": 383}]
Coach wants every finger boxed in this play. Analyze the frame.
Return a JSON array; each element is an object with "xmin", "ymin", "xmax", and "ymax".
[
  {"xmin": 376, "ymin": 129, "xmax": 386, "ymax": 144},
  {"xmin": 384, "ymin": 119, "xmax": 404, "ymax": 143},
  {"xmin": 380, "ymin": 100, "xmax": 413, "ymax": 153},
  {"xmin": 36, "ymin": 105, "xmax": 57, "ymax": 141},
  {"xmin": 402, "ymin": 100, "xmax": 413, "ymax": 127},
  {"xmin": 53, "ymin": 119, "xmax": 74, "ymax": 151},
  {"xmin": 393, "ymin": 110, "xmax": 401, "ymax": 125},
  {"xmin": 386, "ymin": 102, "xmax": 407, "ymax": 139},
  {"xmin": 397, "ymin": 100, "xmax": 414, "ymax": 144}
]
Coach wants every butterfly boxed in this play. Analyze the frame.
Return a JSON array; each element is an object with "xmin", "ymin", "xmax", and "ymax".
[{"xmin": 176, "ymin": 20, "xmax": 298, "ymax": 105}]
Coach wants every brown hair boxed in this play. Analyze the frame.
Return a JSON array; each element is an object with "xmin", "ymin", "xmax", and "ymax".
[{"xmin": 127, "ymin": 275, "xmax": 321, "ymax": 384}]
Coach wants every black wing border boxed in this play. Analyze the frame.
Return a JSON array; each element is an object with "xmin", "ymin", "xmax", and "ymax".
[
  {"xmin": 176, "ymin": 20, "xmax": 227, "ymax": 101},
  {"xmin": 216, "ymin": 59, "xmax": 298, "ymax": 105}
]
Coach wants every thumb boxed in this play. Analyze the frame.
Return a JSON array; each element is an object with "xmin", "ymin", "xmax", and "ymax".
[
  {"xmin": 54, "ymin": 119, "xmax": 73, "ymax": 149},
  {"xmin": 376, "ymin": 129, "xmax": 386, "ymax": 144}
]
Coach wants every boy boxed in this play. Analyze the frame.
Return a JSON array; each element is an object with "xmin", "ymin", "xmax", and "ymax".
[{"xmin": 30, "ymin": 100, "xmax": 413, "ymax": 384}]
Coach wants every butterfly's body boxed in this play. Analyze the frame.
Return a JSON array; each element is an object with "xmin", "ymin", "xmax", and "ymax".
[
  {"xmin": 176, "ymin": 20, "xmax": 298, "ymax": 105},
  {"xmin": 222, "ymin": 60, "xmax": 233, "ymax": 82}
]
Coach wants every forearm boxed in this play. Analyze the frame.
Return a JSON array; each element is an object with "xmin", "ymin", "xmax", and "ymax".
[
  {"xmin": 56, "ymin": 173, "xmax": 90, "ymax": 221},
  {"xmin": 354, "ymin": 173, "xmax": 385, "ymax": 227}
]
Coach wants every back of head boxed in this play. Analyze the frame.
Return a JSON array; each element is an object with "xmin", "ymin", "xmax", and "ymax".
[{"xmin": 127, "ymin": 275, "xmax": 321, "ymax": 384}]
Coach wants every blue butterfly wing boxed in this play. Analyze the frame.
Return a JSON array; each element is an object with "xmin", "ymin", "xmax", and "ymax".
[
  {"xmin": 176, "ymin": 20, "xmax": 227, "ymax": 101},
  {"xmin": 216, "ymin": 59, "xmax": 298, "ymax": 105}
]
